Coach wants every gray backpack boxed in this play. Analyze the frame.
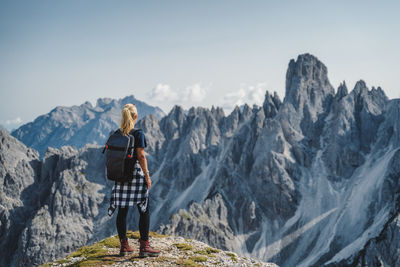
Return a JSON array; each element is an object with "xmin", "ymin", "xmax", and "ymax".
[{"xmin": 102, "ymin": 128, "xmax": 139, "ymax": 182}]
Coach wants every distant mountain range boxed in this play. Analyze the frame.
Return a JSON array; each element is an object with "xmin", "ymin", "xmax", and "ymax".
[
  {"xmin": 11, "ymin": 95, "xmax": 165, "ymax": 156},
  {"xmin": 1, "ymin": 54, "xmax": 399, "ymax": 267}
]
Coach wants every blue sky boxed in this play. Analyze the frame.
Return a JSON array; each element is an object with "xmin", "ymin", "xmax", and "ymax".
[{"xmin": 1, "ymin": 0, "xmax": 399, "ymax": 130}]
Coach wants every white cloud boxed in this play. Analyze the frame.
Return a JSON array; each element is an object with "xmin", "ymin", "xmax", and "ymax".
[
  {"xmin": 147, "ymin": 83, "xmax": 209, "ymax": 112},
  {"xmin": 5, "ymin": 117, "xmax": 22, "ymax": 125},
  {"xmin": 220, "ymin": 82, "xmax": 267, "ymax": 113},
  {"xmin": 148, "ymin": 83, "xmax": 178, "ymax": 102},
  {"xmin": 183, "ymin": 83, "xmax": 207, "ymax": 103}
]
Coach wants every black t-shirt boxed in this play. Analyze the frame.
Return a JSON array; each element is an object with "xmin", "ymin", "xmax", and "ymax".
[{"xmin": 125, "ymin": 129, "xmax": 147, "ymax": 176}]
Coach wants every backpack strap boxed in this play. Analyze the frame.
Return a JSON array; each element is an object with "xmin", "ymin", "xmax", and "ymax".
[
  {"xmin": 127, "ymin": 128, "xmax": 141, "ymax": 157},
  {"xmin": 127, "ymin": 134, "xmax": 134, "ymax": 158}
]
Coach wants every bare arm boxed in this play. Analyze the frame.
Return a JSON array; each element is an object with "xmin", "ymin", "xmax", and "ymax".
[{"xmin": 136, "ymin": 147, "xmax": 151, "ymax": 189}]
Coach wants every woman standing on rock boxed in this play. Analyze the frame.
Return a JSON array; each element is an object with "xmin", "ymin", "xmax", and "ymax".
[{"xmin": 109, "ymin": 103, "xmax": 160, "ymax": 257}]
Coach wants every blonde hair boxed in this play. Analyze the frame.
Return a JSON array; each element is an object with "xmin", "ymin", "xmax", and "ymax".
[{"xmin": 120, "ymin": 104, "xmax": 138, "ymax": 136}]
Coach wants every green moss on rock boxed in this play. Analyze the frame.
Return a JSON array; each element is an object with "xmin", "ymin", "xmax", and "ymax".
[
  {"xmin": 205, "ymin": 247, "xmax": 219, "ymax": 254},
  {"xmin": 174, "ymin": 243, "xmax": 193, "ymax": 251},
  {"xmin": 68, "ymin": 243, "xmax": 107, "ymax": 259},
  {"xmin": 74, "ymin": 258, "xmax": 115, "ymax": 267},
  {"xmin": 225, "ymin": 252, "xmax": 237, "ymax": 262},
  {"xmin": 126, "ymin": 230, "xmax": 168, "ymax": 240},
  {"xmin": 176, "ymin": 258, "xmax": 200, "ymax": 267},
  {"xmin": 190, "ymin": 255, "xmax": 207, "ymax": 262},
  {"xmin": 98, "ymin": 235, "xmax": 120, "ymax": 248},
  {"xmin": 194, "ymin": 249, "xmax": 208, "ymax": 255}
]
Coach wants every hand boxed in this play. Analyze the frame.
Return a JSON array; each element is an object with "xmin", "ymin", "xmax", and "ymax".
[{"xmin": 145, "ymin": 176, "xmax": 152, "ymax": 190}]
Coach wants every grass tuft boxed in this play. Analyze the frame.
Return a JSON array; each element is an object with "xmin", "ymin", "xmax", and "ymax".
[
  {"xmin": 225, "ymin": 252, "xmax": 237, "ymax": 261},
  {"xmin": 68, "ymin": 243, "xmax": 107, "ymax": 259},
  {"xmin": 154, "ymin": 255, "xmax": 174, "ymax": 262},
  {"xmin": 194, "ymin": 250, "xmax": 208, "ymax": 255},
  {"xmin": 98, "ymin": 235, "xmax": 120, "ymax": 248},
  {"xmin": 190, "ymin": 255, "xmax": 207, "ymax": 262},
  {"xmin": 65, "ymin": 241, "xmax": 115, "ymax": 266},
  {"xmin": 176, "ymin": 258, "xmax": 200, "ymax": 267},
  {"xmin": 149, "ymin": 231, "xmax": 169, "ymax": 238},
  {"xmin": 74, "ymin": 259, "xmax": 114, "ymax": 267},
  {"xmin": 205, "ymin": 247, "xmax": 219, "ymax": 254},
  {"xmin": 194, "ymin": 246, "xmax": 219, "ymax": 256},
  {"xmin": 126, "ymin": 230, "xmax": 140, "ymax": 239},
  {"xmin": 126, "ymin": 230, "xmax": 168, "ymax": 240},
  {"xmin": 174, "ymin": 243, "xmax": 193, "ymax": 251}
]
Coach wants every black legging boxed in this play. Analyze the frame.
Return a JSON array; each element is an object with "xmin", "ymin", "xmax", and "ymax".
[{"xmin": 116, "ymin": 199, "xmax": 150, "ymax": 241}]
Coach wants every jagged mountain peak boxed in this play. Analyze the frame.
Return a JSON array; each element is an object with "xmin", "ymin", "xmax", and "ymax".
[
  {"xmin": 169, "ymin": 105, "xmax": 186, "ymax": 116},
  {"xmin": 347, "ymin": 80, "xmax": 388, "ymax": 120},
  {"xmin": 231, "ymin": 105, "xmax": 241, "ymax": 115},
  {"xmin": 371, "ymin": 85, "xmax": 385, "ymax": 95},
  {"xmin": 162, "ymin": 104, "xmax": 225, "ymax": 132},
  {"xmin": 210, "ymin": 105, "xmax": 225, "ymax": 118},
  {"xmin": 353, "ymin": 79, "xmax": 369, "ymax": 95},
  {"xmin": 279, "ymin": 53, "xmax": 335, "ymax": 140},
  {"xmin": 187, "ymin": 106, "xmax": 213, "ymax": 116},
  {"xmin": 351, "ymin": 80, "xmax": 388, "ymax": 101},
  {"xmin": 263, "ymin": 90, "xmax": 282, "ymax": 119},
  {"xmin": 285, "ymin": 53, "xmax": 334, "ymax": 108},
  {"xmin": 335, "ymin": 81, "xmax": 348, "ymax": 100},
  {"xmin": 165, "ymin": 105, "xmax": 187, "ymax": 126},
  {"xmin": 95, "ymin": 97, "xmax": 115, "ymax": 108}
]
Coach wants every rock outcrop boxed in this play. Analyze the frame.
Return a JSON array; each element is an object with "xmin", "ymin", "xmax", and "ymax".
[{"xmin": 42, "ymin": 231, "xmax": 278, "ymax": 267}]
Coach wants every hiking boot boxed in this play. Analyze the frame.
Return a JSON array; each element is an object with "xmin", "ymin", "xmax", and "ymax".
[
  {"xmin": 120, "ymin": 238, "xmax": 134, "ymax": 256},
  {"xmin": 139, "ymin": 239, "xmax": 160, "ymax": 258}
]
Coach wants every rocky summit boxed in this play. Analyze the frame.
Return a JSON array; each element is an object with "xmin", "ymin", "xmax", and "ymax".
[
  {"xmin": 1, "ymin": 53, "xmax": 399, "ymax": 267},
  {"xmin": 41, "ymin": 231, "xmax": 278, "ymax": 267}
]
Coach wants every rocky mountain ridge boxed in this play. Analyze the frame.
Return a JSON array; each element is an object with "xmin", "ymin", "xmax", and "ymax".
[
  {"xmin": 146, "ymin": 53, "xmax": 399, "ymax": 266},
  {"xmin": 1, "ymin": 53, "xmax": 399, "ymax": 266},
  {"xmin": 11, "ymin": 95, "xmax": 165, "ymax": 156}
]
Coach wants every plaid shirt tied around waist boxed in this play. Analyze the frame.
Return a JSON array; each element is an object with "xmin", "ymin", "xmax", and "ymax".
[{"xmin": 108, "ymin": 161, "xmax": 149, "ymax": 216}]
